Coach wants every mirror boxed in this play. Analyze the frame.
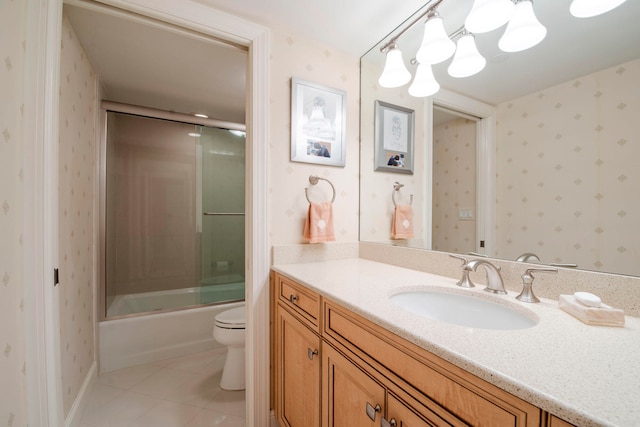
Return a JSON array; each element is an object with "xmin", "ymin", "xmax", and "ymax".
[{"xmin": 360, "ymin": 0, "xmax": 640, "ymax": 277}]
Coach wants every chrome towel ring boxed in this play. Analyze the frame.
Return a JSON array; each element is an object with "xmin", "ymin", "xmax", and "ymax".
[
  {"xmin": 392, "ymin": 182, "xmax": 413, "ymax": 206},
  {"xmin": 305, "ymin": 175, "xmax": 336, "ymax": 203}
]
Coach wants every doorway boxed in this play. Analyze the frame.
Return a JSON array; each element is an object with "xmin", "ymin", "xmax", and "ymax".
[
  {"xmin": 28, "ymin": 0, "xmax": 269, "ymax": 425},
  {"xmin": 431, "ymin": 105, "xmax": 479, "ymax": 254}
]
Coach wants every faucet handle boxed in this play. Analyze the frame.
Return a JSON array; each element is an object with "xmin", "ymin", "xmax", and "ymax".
[
  {"xmin": 449, "ymin": 254, "xmax": 467, "ymax": 264},
  {"xmin": 516, "ymin": 267, "xmax": 558, "ymax": 303},
  {"xmin": 449, "ymin": 255, "xmax": 475, "ymax": 288}
]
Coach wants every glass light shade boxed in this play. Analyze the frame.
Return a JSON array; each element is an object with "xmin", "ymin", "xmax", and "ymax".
[
  {"xmin": 415, "ymin": 15, "xmax": 456, "ymax": 65},
  {"xmin": 378, "ymin": 44, "xmax": 412, "ymax": 88},
  {"xmin": 569, "ymin": 0, "xmax": 627, "ymax": 17},
  {"xmin": 408, "ymin": 64, "xmax": 440, "ymax": 97},
  {"xmin": 465, "ymin": 0, "xmax": 515, "ymax": 33},
  {"xmin": 498, "ymin": 0, "xmax": 547, "ymax": 53},
  {"xmin": 448, "ymin": 34, "xmax": 487, "ymax": 78}
]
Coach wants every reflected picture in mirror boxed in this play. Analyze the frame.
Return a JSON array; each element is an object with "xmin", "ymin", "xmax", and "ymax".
[
  {"xmin": 360, "ymin": 1, "xmax": 640, "ymax": 277},
  {"xmin": 374, "ymin": 100, "xmax": 415, "ymax": 174}
]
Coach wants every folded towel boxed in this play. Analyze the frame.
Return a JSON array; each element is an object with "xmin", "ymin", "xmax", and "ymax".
[
  {"xmin": 559, "ymin": 294, "xmax": 625, "ymax": 327},
  {"xmin": 391, "ymin": 205, "xmax": 414, "ymax": 239},
  {"xmin": 304, "ymin": 202, "xmax": 335, "ymax": 244}
]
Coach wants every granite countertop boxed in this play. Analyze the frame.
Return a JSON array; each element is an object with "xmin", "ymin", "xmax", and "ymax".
[{"xmin": 272, "ymin": 258, "xmax": 640, "ymax": 427}]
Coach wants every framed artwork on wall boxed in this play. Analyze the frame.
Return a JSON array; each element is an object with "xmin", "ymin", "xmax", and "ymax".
[
  {"xmin": 374, "ymin": 100, "xmax": 415, "ymax": 174},
  {"xmin": 290, "ymin": 77, "xmax": 347, "ymax": 167}
]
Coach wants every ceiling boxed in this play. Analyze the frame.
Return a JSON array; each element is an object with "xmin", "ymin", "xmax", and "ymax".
[{"xmin": 65, "ymin": 0, "xmax": 640, "ymax": 122}]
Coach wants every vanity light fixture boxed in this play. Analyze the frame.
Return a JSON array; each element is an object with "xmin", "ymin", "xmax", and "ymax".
[
  {"xmin": 465, "ymin": 0, "xmax": 515, "ymax": 33},
  {"xmin": 408, "ymin": 63, "xmax": 440, "ymax": 97},
  {"xmin": 378, "ymin": 43, "xmax": 412, "ymax": 88},
  {"xmin": 415, "ymin": 11, "xmax": 456, "ymax": 65},
  {"xmin": 569, "ymin": 0, "xmax": 628, "ymax": 18},
  {"xmin": 447, "ymin": 32, "xmax": 486, "ymax": 78},
  {"xmin": 378, "ymin": 0, "xmax": 625, "ymax": 98},
  {"xmin": 498, "ymin": 0, "xmax": 546, "ymax": 53}
]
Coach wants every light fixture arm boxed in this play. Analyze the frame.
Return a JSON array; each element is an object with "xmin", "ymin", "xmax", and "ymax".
[{"xmin": 380, "ymin": 0, "xmax": 446, "ymax": 53}]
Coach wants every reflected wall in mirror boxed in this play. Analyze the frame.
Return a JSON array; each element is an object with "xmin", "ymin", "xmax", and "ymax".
[{"xmin": 360, "ymin": 1, "xmax": 640, "ymax": 277}]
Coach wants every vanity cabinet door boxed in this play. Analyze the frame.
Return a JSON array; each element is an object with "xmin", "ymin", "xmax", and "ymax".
[
  {"xmin": 275, "ymin": 304, "xmax": 321, "ymax": 427},
  {"xmin": 322, "ymin": 343, "xmax": 386, "ymax": 427}
]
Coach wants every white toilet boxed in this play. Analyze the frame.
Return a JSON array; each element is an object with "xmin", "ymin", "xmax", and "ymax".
[{"xmin": 213, "ymin": 305, "xmax": 246, "ymax": 390}]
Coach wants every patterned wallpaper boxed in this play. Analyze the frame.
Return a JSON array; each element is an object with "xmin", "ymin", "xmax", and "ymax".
[
  {"xmin": 58, "ymin": 15, "xmax": 97, "ymax": 417},
  {"xmin": 432, "ymin": 117, "xmax": 476, "ymax": 254},
  {"xmin": 269, "ymin": 31, "xmax": 360, "ymax": 245},
  {"xmin": 360, "ymin": 56, "xmax": 426, "ymax": 245},
  {"xmin": 0, "ymin": 1, "xmax": 27, "ymax": 425},
  {"xmin": 496, "ymin": 58, "xmax": 640, "ymax": 276}
]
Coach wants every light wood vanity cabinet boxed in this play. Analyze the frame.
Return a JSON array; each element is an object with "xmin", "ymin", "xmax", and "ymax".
[
  {"xmin": 274, "ymin": 275, "xmax": 322, "ymax": 427},
  {"xmin": 272, "ymin": 272, "xmax": 576, "ymax": 427}
]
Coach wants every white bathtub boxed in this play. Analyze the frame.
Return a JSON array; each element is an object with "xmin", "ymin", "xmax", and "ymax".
[
  {"xmin": 100, "ymin": 284, "xmax": 244, "ymax": 372},
  {"xmin": 107, "ymin": 282, "xmax": 245, "ymax": 317}
]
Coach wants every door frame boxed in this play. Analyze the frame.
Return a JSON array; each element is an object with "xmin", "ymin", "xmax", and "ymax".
[
  {"xmin": 24, "ymin": 0, "xmax": 270, "ymax": 425},
  {"xmin": 425, "ymin": 89, "xmax": 496, "ymax": 255}
]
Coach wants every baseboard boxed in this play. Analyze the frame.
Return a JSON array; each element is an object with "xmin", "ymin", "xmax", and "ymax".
[{"xmin": 64, "ymin": 360, "xmax": 97, "ymax": 427}]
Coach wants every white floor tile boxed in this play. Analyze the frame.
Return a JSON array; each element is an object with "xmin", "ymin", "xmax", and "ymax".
[
  {"xmin": 127, "ymin": 401, "xmax": 204, "ymax": 427},
  {"xmin": 185, "ymin": 408, "xmax": 245, "ymax": 427},
  {"xmin": 80, "ymin": 383, "xmax": 124, "ymax": 417},
  {"xmin": 98, "ymin": 364, "xmax": 162, "ymax": 390},
  {"xmin": 163, "ymin": 349, "xmax": 226, "ymax": 373},
  {"xmin": 81, "ymin": 390, "xmax": 159, "ymax": 427},
  {"xmin": 163, "ymin": 372, "xmax": 221, "ymax": 408},
  {"xmin": 129, "ymin": 368, "xmax": 199, "ymax": 399},
  {"xmin": 206, "ymin": 389, "xmax": 246, "ymax": 418},
  {"xmin": 82, "ymin": 350, "xmax": 246, "ymax": 426}
]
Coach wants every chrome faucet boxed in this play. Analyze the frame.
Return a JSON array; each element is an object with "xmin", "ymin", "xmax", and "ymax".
[
  {"xmin": 516, "ymin": 267, "xmax": 558, "ymax": 303},
  {"xmin": 464, "ymin": 259, "xmax": 506, "ymax": 295},
  {"xmin": 516, "ymin": 252, "xmax": 541, "ymax": 262},
  {"xmin": 449, "ymin": 255, "xmax": 474, "ymax": 288}
]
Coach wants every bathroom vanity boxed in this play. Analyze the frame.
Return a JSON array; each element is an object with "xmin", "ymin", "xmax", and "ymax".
[{"xmin": 271, "ymin": 258, "xmax": 640, "ymax": 427}]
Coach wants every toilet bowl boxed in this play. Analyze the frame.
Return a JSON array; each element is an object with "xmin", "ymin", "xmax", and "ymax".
[{"xmin": 213, "ymin": 305, "xmax": 246, "ymax": 390}]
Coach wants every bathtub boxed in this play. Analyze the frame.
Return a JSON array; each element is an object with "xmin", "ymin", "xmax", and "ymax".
[
  {"xmin": 107, "ymin": 281, "xmax": 245, "ymax": 317},
  {"xmin": 100, "ymin": 283, "xmax": 244, "ymax": 372}
]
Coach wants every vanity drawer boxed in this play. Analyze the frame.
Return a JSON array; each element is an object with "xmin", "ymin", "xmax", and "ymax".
[
  {"xmin": 276, "ymin": 273, "xmax": 321, "ymax": 331},
  {"xmin": 323, "ymin": 300, "xmax": 541, "ymax": 427}
]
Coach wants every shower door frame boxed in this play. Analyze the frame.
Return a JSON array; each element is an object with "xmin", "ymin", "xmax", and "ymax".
[{"xmin": 99, "ymin": 102, "xmax": 247, "ymax": 320}]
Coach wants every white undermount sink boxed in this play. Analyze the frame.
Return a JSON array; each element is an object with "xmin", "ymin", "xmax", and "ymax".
[{"xmin": 390, "ymin": 289, "xmax": 538, "ymax": 330}]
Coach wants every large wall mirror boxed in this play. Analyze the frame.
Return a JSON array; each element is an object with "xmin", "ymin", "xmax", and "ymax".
[{"xmin": 360, "ymin": 0, "xmax": 640, "ymax": 277}]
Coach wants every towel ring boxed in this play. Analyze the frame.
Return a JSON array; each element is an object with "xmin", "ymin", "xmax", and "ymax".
[
  {"xmin": 392, "ymin": 182, "xmax": 413, "ymax": 207},
  {"xmin": 305, "ymin": 175, "xmax": 336, "ymax": 203}
]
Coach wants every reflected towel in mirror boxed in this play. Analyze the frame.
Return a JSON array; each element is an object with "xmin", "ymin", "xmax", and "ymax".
[
  {"xmin": 304, "ymin": 201, "xmax": 335, "ymax": 243},
  {"xmin": 392, "ymin": 205, "xmax": 414, "ymax": 239}
]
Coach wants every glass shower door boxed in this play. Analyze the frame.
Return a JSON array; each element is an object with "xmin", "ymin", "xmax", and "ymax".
[{"xmin": 199, "ymin": 127, "xmax": 246, "ymax": 304}]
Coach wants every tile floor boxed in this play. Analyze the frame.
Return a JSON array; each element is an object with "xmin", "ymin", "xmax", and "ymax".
[{"xmin": 79, "ymin": 348, "xmax": 245, "ymax": 427}]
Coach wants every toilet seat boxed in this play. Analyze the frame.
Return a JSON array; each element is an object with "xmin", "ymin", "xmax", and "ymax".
[{"xmin": 215, "ymin": 306, "xmax": 245, "ymax": 329}]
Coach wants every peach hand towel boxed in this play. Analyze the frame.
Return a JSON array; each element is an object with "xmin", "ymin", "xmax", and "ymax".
[
  {"xmin": 304, "ymin": 202, "xmax": 336, "ymax": 243},
  {"xmin": 391, "ymin": 205, "xmax": 414, "ymax": 239}
]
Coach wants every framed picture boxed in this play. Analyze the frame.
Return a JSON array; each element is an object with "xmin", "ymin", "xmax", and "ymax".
[
  {"xmin": 291, "ymin": 78, "xmax": 347, "ymax": 167},
  {"xmin": 374, "ymin": 100, "xmax": 415, "ymax": 174}
]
